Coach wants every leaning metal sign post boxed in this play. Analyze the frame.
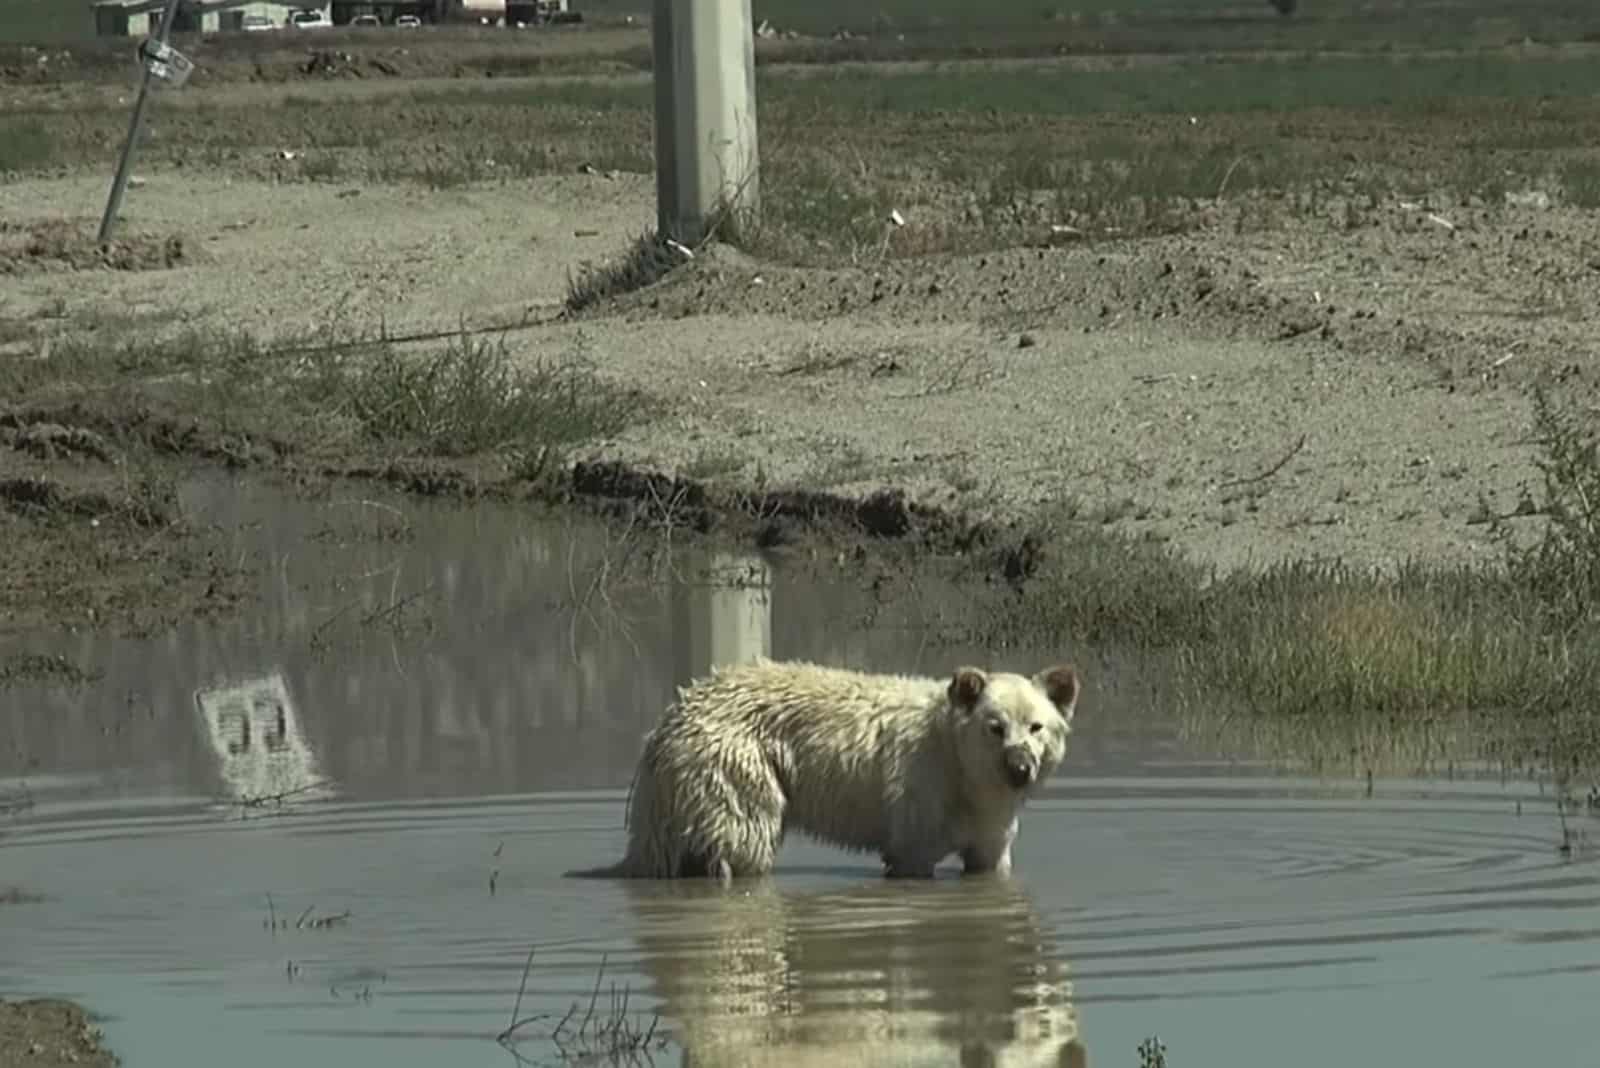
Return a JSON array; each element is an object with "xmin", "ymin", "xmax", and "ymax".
[{"xmin": 96, "ymin": 0, "xmax": 194, "ymax": 245}]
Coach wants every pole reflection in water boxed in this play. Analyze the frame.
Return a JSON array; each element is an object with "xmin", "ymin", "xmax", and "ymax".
[{"xmin": 675, "ymin": 550, "xmax": 774, "ymax": 682}]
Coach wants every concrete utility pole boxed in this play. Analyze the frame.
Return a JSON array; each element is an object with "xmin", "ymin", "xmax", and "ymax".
[{"xmin": 652, "ymin": 0, "xmax": 760, "ymax": 247}]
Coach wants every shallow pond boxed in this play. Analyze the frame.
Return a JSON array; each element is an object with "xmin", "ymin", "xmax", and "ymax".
[{"xmin": 2, "ymin": 474, "xmax": 1597, "ymax": 1068}]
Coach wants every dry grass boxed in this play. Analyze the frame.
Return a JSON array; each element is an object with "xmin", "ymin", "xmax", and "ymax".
[
  {"xmin": 7, "ymin": 48, "xmax": 1600, "ymax": 263},
  {"xmin": 952, "ymin": 394, "xmax": 1600, "ymax": 781},
  {"xmin": 1, "ymin": 321, "xmax": 650, "ymax": 479}
]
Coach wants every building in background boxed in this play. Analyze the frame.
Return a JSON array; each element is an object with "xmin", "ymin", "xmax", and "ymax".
[
  {"xmin": 92, "ymin": 0, "xmax": 577, "ymax": 34},
  {"xmin": 93, "ymin": 0, "xmax": 327, "ymax": 35}
]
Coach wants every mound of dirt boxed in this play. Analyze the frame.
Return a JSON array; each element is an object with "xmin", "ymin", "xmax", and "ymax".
[
  {"xmin": 0, "ymin": 999, "xmax": 117, "ymax": 1068},
  {"xmin": 0, "ymin": 219, "xmax": 197, "ymax": 276}
]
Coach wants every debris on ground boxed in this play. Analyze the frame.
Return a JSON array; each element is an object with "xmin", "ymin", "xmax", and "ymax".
[
  {"xmin": 0, "ymin": 219, "xmax": 193, "ymax": 275},
  {"xmin": 1504, "ymin": 189, "xmax": 1553, "ymax": 210},
  {"xmin": 0, "ymin": 999, "xmax": 118, "ymax": 1068},
  {"xmin": 301, "ymin": 49, "xmax": 363, "ymax": 77}
]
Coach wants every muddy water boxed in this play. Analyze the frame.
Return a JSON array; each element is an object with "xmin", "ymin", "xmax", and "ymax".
[{"xmin": 2, "ymin": 474, "xmax": 1597, "ymax": 1068}]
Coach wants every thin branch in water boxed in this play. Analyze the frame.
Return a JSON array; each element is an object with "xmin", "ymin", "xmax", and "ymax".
[
  {"xmin": 233, "ymin": 780, "xmax": 330, "ymax": 810},
  {"xmin": 496, "ymin": 943, "xmax": 667, "ymax": 1065},
  {"xmin": 497, "ymin": 944, "xmax": 541, "ymax": 1045}
]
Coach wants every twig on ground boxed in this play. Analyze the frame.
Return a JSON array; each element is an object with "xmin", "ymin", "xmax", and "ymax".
[
  {"xmin": 1217, "ymin": 433, "xmax": 1307, "ymax": 490},
  {"xmin": 1466, "ymin": 504, "xmax": 1552, "ymax": 526}
]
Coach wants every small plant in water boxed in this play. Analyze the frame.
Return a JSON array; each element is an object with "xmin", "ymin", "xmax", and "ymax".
[
  {"xmin": 1138, "ymin": 1035, "xmax": 1169, "ymax": 1068},
  {"xmin": 263, "ymin": 894, "xmax": 352, "ymax": 933},
  {"xmin": 498, "ymin": 946, "xmax": 668, "ymax": 1067}
]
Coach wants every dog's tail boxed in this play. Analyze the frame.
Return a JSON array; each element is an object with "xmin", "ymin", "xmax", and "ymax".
[{"xmin": 565, "ymin": 752, "xmax": 659, "ymax": 880}]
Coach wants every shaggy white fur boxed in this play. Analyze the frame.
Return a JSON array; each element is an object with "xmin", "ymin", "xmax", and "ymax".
[{"xmin": 567, "ymin": 657, "xmax": 1080, "ymax": 880}]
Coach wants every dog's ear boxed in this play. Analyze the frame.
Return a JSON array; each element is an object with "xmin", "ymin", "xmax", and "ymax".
[
  {"xmin": 1034, "ymin": 665, "xmax": 1079, "ymax": 719},
  {"xmin": 948, "ymin": 667, "xmax": 988, "ymax": 712}
]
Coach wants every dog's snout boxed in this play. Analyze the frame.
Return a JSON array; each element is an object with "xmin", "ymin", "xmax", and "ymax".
[{"xmin": 1003, "ymin": 747, "xmax": 1035, "ymax": 789}]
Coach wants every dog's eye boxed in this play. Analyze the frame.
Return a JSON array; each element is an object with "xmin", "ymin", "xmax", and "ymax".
[
  {"xmin": 988, "ymin": 722, "xmax": 1005, "ymax": 737},
  {"xmin": 1029, "ymin": 723, "xmax": 1043, "ymax": 734}
]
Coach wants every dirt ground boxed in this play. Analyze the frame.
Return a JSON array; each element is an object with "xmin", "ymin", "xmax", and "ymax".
[
  {"xmin": 0, "ymin": 998, "xmax": 118, "ymax": 1068},
  {"xmin": 4, "ymin": 162, "xmax": 1596, "ymax": 577}
]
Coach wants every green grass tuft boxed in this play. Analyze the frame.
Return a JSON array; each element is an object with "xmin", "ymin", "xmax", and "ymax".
[
  {"xmin": 565, "ymin": 231, "xmax": 688, "ymax": 313},
  {"xmin": 3, "ymin": 323, "xmax": 646, "ymax": 480},
  {"xmin": 960, "ymin": 401, "xmax": 1600, "ymax": 779}
]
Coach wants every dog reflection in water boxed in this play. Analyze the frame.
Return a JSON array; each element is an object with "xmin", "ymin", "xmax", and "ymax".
[{"xmin": 623, "ymin": 875, "xmax": 1088, "ymax": 1068}]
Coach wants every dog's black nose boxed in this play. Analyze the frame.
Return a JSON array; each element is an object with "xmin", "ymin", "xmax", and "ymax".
[{"xmin": 1004, "ymin": 751, "xmax": 1034, "ymax": 789}]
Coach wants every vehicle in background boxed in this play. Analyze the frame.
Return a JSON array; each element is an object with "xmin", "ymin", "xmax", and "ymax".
[
  {"xmin": 287, "ymin": 8, "xmax": 331, "ymax": 28},
  {"xmin": 507, "ymin": 0, "xmax": 581, "ymax": 25},
  {"xmin": 394, "ymin": 14, "xmax": 422, "ymax": 27},
  {"xmin": 241, "ymin": 12, "xmax": 275, "ymax": 30},
  {"xmin": 350, "ymin": 12, "xmax": 381, "ymax": 26}
]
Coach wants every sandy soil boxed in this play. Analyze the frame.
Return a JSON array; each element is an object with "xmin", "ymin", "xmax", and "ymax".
[
  {"xmin": 4, "ymin": 166, "xmax": 1595, "ymax": 573},
  {"xmin": 0, "ymin": 998, "xmax": 118, "ymax": 1068},
  {"xmin": 0, "ymin": 172, "xmax": 647, "ymax": 334}
]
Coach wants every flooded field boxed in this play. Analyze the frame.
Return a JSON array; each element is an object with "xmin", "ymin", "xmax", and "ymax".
[{"xmin": 3, "ymin": 475, "xmax": 1598, "ymax": 1068}]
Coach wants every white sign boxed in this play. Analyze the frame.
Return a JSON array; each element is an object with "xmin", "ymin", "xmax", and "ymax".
[{"xmin": 139, "ymin": 38, "xmax": 194, "ymax": 88}]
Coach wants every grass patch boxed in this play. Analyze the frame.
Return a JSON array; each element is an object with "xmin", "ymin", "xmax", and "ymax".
[
  {"xmin": 0, "ymin": 462, "xmax": 246, "ymax": 639},
  {"xmin": 1560, "ymin": 159, "xmax": 1600, "ymax": 209},
  {"xmin": 586, "ymin": 0, "xmax": 1598, "ymax": 52},
  {"xmin": 762, "ymin": 54, "xmax": 1600, "ymax": 119},
  {"xmin": 8, "ymin": 49, "xmax": 1599, "ymax": 259},
  {"xmin": 5, "ymin": 0, "xmax": 1600, "ymax": 50},
  {"xmin": 0, "ymin": 119, "xmax": 54, "ymax": 175},
  {"xmin": 957, "ymin": 392, "xmax": 1600, "ymax": 781},
  {"xmin": 1, "ymin": 326, "xmax": 646, "ymax": 635},
  {"xmin": 310, "ymin": 332, "xmax": 640, "ymax": 462},
  {"xmin": 1497, "ymin": 389, "xmax": 1600, "ymax": 628},
  {"xmin": 0, "ymin": 652, "xmax": 101, "ymax": 688},
  {"xmin": 1, "ymin": 323, "xmax": 648, "ymax": 480},
  {"xmin": 565, "ymin": 230, "xmax": 689, "ymax": 313}
]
